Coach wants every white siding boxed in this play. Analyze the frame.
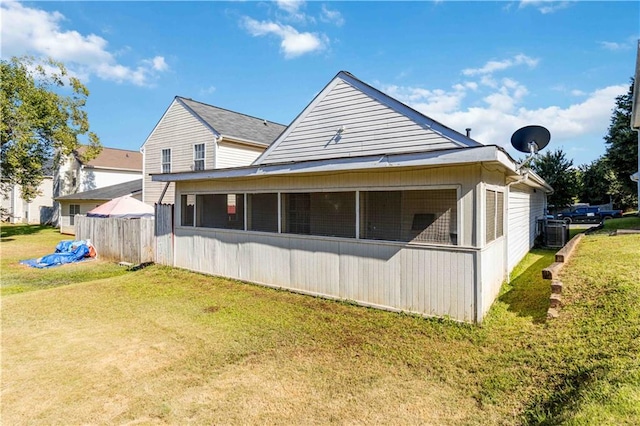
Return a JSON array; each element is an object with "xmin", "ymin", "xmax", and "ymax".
[
  {"xmin": 507, "ymin": 184, "xmax": 546, "ymax": 271},
  {"xmin": 142, "ymin": 100, "xmax": 215, "ymax": 205},
  {"xmin": 82, "ymin": 169, "xmax": 140, "ymax": 192},
  {"xmin": 260, "ymin": 80, "xmax": 464, "ymax": 164},
  {"xmin": 58, "ymin": 201, "xmax": 104, "ymax": 234},
  {"xmin": 216, "ymin": 142, "xmax": 264, "ymax": 169},
  {"xmin": 479, "ymin": 238, "xmax": 505, "ymax": 320},
  {"xmin": 175, "ymin": 228, "xmax": 477, "ymax": 322},
  {"xmin": 1, "ymin": 179, "xmax": 54, "ymax": 224}
]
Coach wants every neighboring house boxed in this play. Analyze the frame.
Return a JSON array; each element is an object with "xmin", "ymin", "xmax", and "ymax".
[
  {"xmin": 140, "ymin": 96, "xmax": 286, "ymax": 206},
  {"xmin": 54, "ymin": 146, "xmax": 142, "ymax": 226},
  {"xmin": 152, "ymin": 71, "xmax": 552, "ymax": 323},
  {"xmin": 1, "ymin": 176, "xmax": 54, "ymax": 225},
  {"xmin": 631, "ymin": 40, "xmax": 640, "ymax": 212},
  {"xmin": 54, "ymin": 179, "xmax": 142, "ymax": 234}
]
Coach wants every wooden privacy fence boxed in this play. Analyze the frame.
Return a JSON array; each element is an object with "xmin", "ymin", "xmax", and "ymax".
[
  {"xmin": 154, "ymin": 204, "xmax": 174, "ymax": 266},
  {"xmin": 75, "ymin": 215, "xmax": 155, "ymax": 264}
]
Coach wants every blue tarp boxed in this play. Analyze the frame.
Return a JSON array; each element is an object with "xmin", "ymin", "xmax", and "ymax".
[{"xmin": 20, "ymin": 240, "xmax": 96, "ymax": 269}]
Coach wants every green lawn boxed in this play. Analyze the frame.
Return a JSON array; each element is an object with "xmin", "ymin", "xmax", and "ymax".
[{"xmin": 1, "ymin": 224, "xmax": 639, "ymax": 424}]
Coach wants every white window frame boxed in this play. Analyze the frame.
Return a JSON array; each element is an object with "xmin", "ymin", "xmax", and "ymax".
[
  {"xmin": 69, "ymin": 204, "xmax": 80, "ymax": 226},
  {"xmin": 193, "ymin": 143, "xmax": 205, "ymax": 171},
  {"xmin": 161, "ymin": 149, "xmax": 171, "ymax": 173}
]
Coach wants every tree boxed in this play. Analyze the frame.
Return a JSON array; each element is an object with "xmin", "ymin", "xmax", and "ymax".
[
  {"xmin": 577, "ymin": 157, "xmax": 623, "ymax": 206},
  {"xmin": 604, "ymin": 78, "xmax": 638, "ymax": 209},
  {"xmin": 1, "ymin": 56, "xmax": 101, "ymax": 202},
  {"xmin": 530, "ymin": 148, "xmax": 579, "ymax": 209}
]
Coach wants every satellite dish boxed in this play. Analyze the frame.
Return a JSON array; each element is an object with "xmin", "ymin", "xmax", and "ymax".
[{"xmin": 511, "ymin": 125, "xmax": 550, "ymax": 154}]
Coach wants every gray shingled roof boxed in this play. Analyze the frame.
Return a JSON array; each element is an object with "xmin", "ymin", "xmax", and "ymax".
[
  {"xmin": 178, "ymin": 97, "xmax": 287, "ymax": 146},
  {"xmin": 55, "ymin": 179, "xmax": 142, "ymax": 201}
]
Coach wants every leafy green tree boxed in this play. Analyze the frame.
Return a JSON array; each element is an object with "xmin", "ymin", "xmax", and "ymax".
[
  {"xmin": 577, "ymin": 157, "xmax": 622, "ymax": 206},
  {"xmin": 604, "ymin": 78, "xmax": 637, "ymax": 209},
  {"xmin": 530, "ymin": 148, "xmax": 579, "ymax": 209},
  {"xmin": 1, "ymin": 56, "xmax": 101, "ymax": 202}
]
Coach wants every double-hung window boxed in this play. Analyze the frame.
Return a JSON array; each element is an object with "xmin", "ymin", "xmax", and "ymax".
[
  {"xmin": 161, "ymin": 149, "xmax": 171, "ymax": 173},
  {"xmin": 194, "ymin": 144, "xmax": 205, "ymax": 171},
  {"xmin": 69, "ymin": 204, "xmax": 80, "ymax": 226}
]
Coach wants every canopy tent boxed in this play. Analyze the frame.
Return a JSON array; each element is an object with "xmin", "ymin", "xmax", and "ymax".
[{"xmin": 87, "ymin": 195, "xmax": 154, "ymax": 218}]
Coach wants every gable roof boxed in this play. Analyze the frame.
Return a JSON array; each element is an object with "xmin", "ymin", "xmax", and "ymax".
[
  {"xmin": 55, "ymin": 179, "xmax": 142, "ymax": 201},
  {"xmin": 254, "ymin": 71, "xmax": 482, "ymax": 165},
  {"xmin": 75, "ymin": 146, "xmax": 142, "ymax": 172},
  {"xmin": 176, "ymin": 97, "xmax": 286, "ymax": 146}
]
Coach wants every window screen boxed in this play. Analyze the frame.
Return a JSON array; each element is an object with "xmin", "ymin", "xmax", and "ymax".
[
  {"xmin": 69, "ymin": 204, "xmax": 80, "ymax": 226},
  {"xmin": 181, "ymin": 194, "xmax": 195, "ymax": 226},
  {"xmin": 161, "ymin": 149, "xmax": 171, "ymax": 173},
  {"xmin": 248, "ymin": 193, "xmax": 278, "ymax": 232},
  {"xmin": 360, "ymin": 189, "xmax": 457, "ymax": 245},
  {"xmin": 196, "ymin": 193, "xmax": 244, "ymax": 230},
  {"xmin": 194, "ymin": 144, "xmax": 205, "ymax": 171},
  {"xmin": 486, "ymin": 189, "xmax": 504, "ymax": 243},
  {"xmin": 283, "ymin": 192, "xmax": 356, "ymax": 238}
]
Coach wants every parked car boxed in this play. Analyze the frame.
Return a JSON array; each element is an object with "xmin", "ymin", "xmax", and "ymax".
[{"xmin": 557, "ymin": 206, "xmax": 623, "ymax": 224}]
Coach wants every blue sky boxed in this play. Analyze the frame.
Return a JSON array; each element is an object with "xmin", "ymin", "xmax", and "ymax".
[{"xmin": 1, "ymin": 1, "xmax": 638, "ymax": 166}]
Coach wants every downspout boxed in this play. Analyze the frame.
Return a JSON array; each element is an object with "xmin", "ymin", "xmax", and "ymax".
[
  {"xmin": 213, "ymin": 134, "xmax": 221, "ymax": 169},
  {"xmin": 504, "ymin": 171, "xmax": 530, "ymax": 283}
]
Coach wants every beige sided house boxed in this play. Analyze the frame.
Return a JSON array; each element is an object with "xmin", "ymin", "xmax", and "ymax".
[
  {"xmin": 152, "ymin": 71, "xmax": 552, "ymax": 323},
  {"xmin": 140, "ymin": 96, "xmax": 286, "ymax": 206},
  {"xmin": 54, "ymin": 179, "xmax": 142, "ymax": 234}
]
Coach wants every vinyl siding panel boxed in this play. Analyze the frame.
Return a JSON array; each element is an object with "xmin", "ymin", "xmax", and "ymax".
[
  {"xmin": 82, "ymin": 170, "xmax": 140, "ymax": 192},
  {"xmin": 143, "ymin": 100, "xmax": 215, "ymax": 205},
  {"xmin": 507, "ymin": 184, "xmax": 546, "ymax": 271},
  {"xmin": 479, "ymin": 238, "xmax": 505, "ymax": 319},
  {"xmin": 58, "ymin": 201, "xmax": 104, "ymax": 234},
  {"xmin": 174, "ymin": 228, "xmax": 477, "ymax": 322},
  {"xmin": 217, "ymin": 142, "xmax": 265, "ymax": 169},
  {"xmin": 260, "ymin": 80, "xmax": 462, "ymax": 164}
]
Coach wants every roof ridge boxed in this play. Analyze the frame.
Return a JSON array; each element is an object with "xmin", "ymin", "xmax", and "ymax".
[{"xmin": 176, "ymin": 96, "xmax": 287, "ymax": 127}]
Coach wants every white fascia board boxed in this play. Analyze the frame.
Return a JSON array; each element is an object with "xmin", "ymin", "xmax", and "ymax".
[{"xmin": 152, "ymin": 145, "xmax": 514, "ymax": 183}]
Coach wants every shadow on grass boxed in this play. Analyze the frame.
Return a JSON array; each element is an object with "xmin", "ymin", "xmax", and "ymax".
[
  {"xmin": 498, "ymin": 250, "xmax": 555, "ymax": 324},
  {"xmin": 0, "ymin": 224, "xmax": 54, "ymax": 239}
]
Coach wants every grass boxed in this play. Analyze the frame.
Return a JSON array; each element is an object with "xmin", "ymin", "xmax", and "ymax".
[
  {"xmin": 0, "ymin": 224, "xmax": 128, "ymax": 295},
  {"xmin": 1, "ymin": 224, "xmax": 639, "ymax": 424}
]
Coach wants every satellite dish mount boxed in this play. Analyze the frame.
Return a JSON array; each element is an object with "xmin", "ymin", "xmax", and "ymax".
[{"xmin": 510, "ymin": 125, "xmax": 551, "ymax": 170}]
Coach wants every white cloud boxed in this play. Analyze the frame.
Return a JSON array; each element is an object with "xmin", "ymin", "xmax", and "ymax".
[
  {"xmin": 381, "ymin": 72, "xmax": 625, "ymax": 165},
  {"xmin": 241, "ymin": 17, "xmax": 328, "ymax": 58},
  {"xmin": 151, "ymin": 56, "xmax": 168, "ymax": 72},
  {"xmin": 320, "ymin": 5, "xmax": 345, "ymax": 26},
  {"xmin": 0, "ymin": 1, "xmax": 169, "ymax": 86},
  {"xmin": 274, "ymin": 0, "xmax": 313, "ymax": 24},
  {"xmin": 462, "ymin": 54, "xmax": 539, "ymax": 76},
  {"xmin": 199, "ymin": 85, "xmax": 217, "ymax": 96},
  {"xmin": 276, "ymin": 0, "xmax": 304, "ymax": 15},
  {"xmin": 599, "ymin": 39, "xmax": 636, "ymax": 51},
  {"xmin": 519, "ymin": 1, "xmax": 573, "ymax": 14}
]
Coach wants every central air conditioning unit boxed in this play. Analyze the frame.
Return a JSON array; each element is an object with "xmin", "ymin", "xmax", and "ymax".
[{"xmin": 544, "ymin": 220, "xmax": 569, "ymax": 248}]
